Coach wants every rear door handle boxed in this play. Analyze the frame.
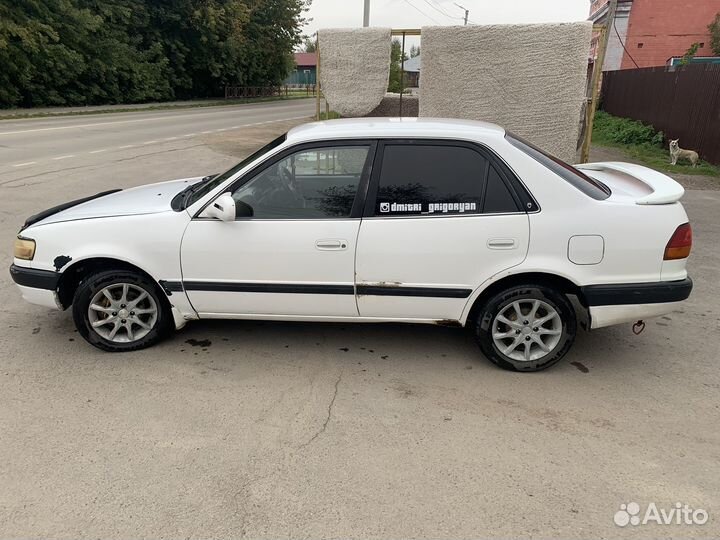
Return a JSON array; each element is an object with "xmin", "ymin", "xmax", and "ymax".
[
  {"xmin": 488, "ymin": 238, "xmax": 516, "ymax": 249},
  {"xmin": 316, "ymin": 239, "xmax": 348, "ymax": 251}
]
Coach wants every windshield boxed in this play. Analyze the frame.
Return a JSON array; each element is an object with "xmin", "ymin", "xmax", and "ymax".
[
  {"xmin": 182, "ymin": 133, "xmax": 287, "ymax": 209},
  {"xmin": 505, "ymin": 132, "xmax": 611, "ymax": 200}
]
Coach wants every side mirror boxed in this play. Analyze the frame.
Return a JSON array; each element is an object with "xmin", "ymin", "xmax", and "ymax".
[
  {"xmin": 202, "ymin": 193, "xmax": 236, "ymax": 221},
  {"xmin": 235, "ymin": 200, "xmax": 254, "ymax": 218}
]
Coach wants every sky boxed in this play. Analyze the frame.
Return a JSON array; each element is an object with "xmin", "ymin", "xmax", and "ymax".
[{"xmin": 302, "ymin": 0, "xmax": 592, "ymax": 36}]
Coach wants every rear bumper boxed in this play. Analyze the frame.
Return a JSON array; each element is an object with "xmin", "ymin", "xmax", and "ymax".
[
  {"xmin": 10, "ymin": 264, "xmax": 62, "ymax": 310},
  {"xmin": 583, "ymin": 278, "xmax": 693, "ymax": 329},
  {"xmin": 581, "ymin": 278, "xmax": 692, "ymax": 307}
]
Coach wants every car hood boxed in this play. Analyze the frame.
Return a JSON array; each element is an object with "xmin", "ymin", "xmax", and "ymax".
[{"xmin": 27, "ymin": 176, "xmax": 204, "ymax": 228}]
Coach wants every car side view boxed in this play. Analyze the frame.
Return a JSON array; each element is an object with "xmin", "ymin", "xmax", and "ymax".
[{"xmin": 10, "ymin": 118, "xmax": 693, "ymax": 371}]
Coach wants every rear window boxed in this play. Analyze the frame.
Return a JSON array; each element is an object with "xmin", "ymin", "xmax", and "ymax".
[{"xmin": 506, "ymin": 133, "xmax": 611, "ymax": 200}]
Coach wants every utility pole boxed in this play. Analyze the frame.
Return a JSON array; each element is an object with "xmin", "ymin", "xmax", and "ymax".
[
  {"xmin": 363, "ymin": 0, "xmax": 370, "ymax": 27},
  {"xmin": 454, "ymin": 3, "xmax": 469, "ymax": 25},
  {"xmin": 580, "ymin": 0, "xmax": 618, "ymax": 163}
]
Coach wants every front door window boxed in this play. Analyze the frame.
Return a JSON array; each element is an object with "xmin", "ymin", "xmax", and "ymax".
[{"xmin": 232, "ymin": 146, "xmax": 370, "ymax": 219}]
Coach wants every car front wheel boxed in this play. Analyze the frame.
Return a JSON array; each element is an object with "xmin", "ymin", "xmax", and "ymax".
[
  {"xmin": 473, "ymin": 284, "xmax": 576, "ymax": 372},
  {"xmin": 72, "ymin": 270, "xmax": 173, "ymax": 351}
]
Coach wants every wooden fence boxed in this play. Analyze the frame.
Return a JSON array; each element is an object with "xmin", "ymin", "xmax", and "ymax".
[
  {"xmin": 601, "ymin": 64, "xmax": 720, "ymax": 164},
  {"xmin": 224, "ymin": 85, "xmax": 316, "ymax": 99}
]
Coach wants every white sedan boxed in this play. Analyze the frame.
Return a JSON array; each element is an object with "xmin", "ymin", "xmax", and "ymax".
[{"xmin": 11, "ymin": 118, "xmax": 693, "ymax": 371}]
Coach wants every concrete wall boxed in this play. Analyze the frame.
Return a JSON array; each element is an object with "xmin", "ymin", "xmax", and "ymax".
[
  {"xmin": 420, "ymin": 23, "xmax": 592, "ymax": 163},
  {"xmin": 605, "ymin": 7, "xmax": 631, "ymax": 71},
  {"xmin": 589, "ymin": 1, "xmax": 633, "ymax": 72},
  {"xmin": 318, "ymin": 28, "xmax": 391, "ymax": 117}
]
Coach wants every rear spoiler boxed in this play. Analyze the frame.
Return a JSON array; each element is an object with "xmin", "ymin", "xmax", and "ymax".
[{"xmin": 576, "ymin": 162, "xmax": 684, "ymax": 205}]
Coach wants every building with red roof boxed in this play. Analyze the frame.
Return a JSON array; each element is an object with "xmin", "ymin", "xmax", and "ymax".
[{"xmin": 285, "ymin": 52, "xmax": 317, "ymax": 85}]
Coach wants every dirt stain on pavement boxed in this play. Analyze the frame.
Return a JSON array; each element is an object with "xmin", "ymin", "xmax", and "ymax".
[
  {"xmin": 186, "ymin": 338, "xmax": 212, "ymax": 348},
  {"xmin": 570, "ymin": 361, "xmax": 589, "ymax": 373}
]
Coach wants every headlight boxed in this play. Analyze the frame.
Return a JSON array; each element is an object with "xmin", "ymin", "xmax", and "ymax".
[{"xmin": 14, "ymin": 237, "xmax": 36, "ymax": 260}]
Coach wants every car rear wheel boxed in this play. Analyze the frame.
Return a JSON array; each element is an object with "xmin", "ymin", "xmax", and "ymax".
[
  {"xmin": 473, "ymin": 284, "xmax": 576, "ymax": 372},
  {"xmin": 72, "ymin": 270, "xmax": 173, "ymax": 351}
]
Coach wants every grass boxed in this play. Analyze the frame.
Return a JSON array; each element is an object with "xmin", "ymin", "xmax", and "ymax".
[
  {"xmin": 592, "ymin": 111, "xmax": 719, "ymax": 177},
  {"xmin": 0, "ymin": 94, "xmax": 313, "ymax": 121},
  {"xmin": 318, "ymin": 110, "xmax": 341, "ymax": 120}
]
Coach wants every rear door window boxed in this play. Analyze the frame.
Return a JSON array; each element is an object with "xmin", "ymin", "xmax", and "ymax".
[
  {"xmin": 484, "ymin": 165, "xmax": 520, "ymax": 213},
  {"xmin": 373, "ymin": 144, "xmax": 488, "ymax": 216}
]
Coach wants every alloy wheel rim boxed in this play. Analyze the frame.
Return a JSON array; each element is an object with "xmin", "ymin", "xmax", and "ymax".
[
  {"xmin": 88, "ymin": 283, "xmax": 158, "ymax": 343},
  {"xmin": 491, "ymin": 299, "xmax": 563, "ymax": 362}
]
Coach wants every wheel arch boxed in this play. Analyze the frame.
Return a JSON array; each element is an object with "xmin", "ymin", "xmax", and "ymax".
[
  {"xmin": 462, "ymin": 271, "xmax": 588, "ymax": 326},
  {"xmin": 56, "ymin": 256, "xmax": 164, "ymax": 309}
]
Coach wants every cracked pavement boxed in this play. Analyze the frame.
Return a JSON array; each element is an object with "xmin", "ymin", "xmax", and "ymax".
[{"xmin": 0, "ymin": 106, "xmax": 719, "ymax": 538}]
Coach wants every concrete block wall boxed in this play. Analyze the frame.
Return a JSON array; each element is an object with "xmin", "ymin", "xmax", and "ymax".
[
  {"xmin": 318, "ymin": 28, "xmax": 392, "ymax": 117},
  {"xmin": 420, "ymin": 23, "xmax": 593, "ymax": 163}
]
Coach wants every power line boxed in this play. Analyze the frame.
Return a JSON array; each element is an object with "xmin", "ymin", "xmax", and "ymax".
[
  {"xmin": 402, "ymin": 0, "xmax": 442, "ymax": 24},
  {"xmin": 421, "ymin": 0, "xmax": 463, "ymax": 21},
  {"xmin": 613, "ymin": 17, "xmax": 639, "ymax": 68}
]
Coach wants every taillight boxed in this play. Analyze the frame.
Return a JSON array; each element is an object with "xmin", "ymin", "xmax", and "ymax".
[{"xmin": 664, "ymin": 223, "xmax": 692, "ymax": 260}]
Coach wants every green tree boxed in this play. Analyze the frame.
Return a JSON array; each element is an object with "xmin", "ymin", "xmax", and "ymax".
[
  {"xmin": 680, "ymin": 42, "xmax": 700, "ymax": 65},
  {"xmin": 409, "ymin": 44, "xmax": 420, "ymax": 58},
  {"xmin": 709, "ymin": 12, "xmax": 720, "ymax": 56},
  {"xmin": 387, "ymin": 38, "xmax": 408, "ymax": 93},
  {"xmin": 0, "ymin": 0, "xmax": 311, "ymax": 108},
  {"xmin": 302, "ymin": 36, "xmax": 317, "ymax": 52}
]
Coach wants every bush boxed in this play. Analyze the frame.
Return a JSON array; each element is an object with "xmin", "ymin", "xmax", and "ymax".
[
  {"xmin": 319, "ymin": 111, "xmax": 341, "ymax": 120},
  {"xmin": 593, "ymin": 111, "xmax": 664, "ymax": 147}
]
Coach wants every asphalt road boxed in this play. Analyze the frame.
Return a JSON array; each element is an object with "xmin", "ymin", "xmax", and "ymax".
[
  {"xmin": 0, "ymin": 107, "xmax": 719, "ymax": 539},
  {"xmin": 0, "ymin": 98, "xmax": 315, "ymax": 183}
]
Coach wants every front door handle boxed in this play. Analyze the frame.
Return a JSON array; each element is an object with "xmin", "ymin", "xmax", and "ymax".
[
  {"xmin": 316, "ymin": 239, "xmax": 348, "ymax": 251},
  {"xmin": 488, "ymin": 238, "xmax": 517, "ymax": 249}
]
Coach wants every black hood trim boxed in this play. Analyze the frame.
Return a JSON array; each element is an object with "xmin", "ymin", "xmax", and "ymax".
[{"xmin": 21, "ymin": 189, "xmax": 122, "ymax": 231}]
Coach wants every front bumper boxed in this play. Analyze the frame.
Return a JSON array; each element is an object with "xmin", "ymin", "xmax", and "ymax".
[
  {"xmin": 10, "ymin": 264, "xmax": 62, "ymax": 309},
  {"xmin": 10, "ymin": 264, "xmax": 59, "ymax": 290},
  {"xmin": 582, "ymin": 278, "xmax": 693, "ymax": 329}
]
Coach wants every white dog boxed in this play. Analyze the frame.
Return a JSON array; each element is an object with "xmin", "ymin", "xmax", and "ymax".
[{"xmin": 669, "ymin": 139, "xmax": 699, "ymax": 167}]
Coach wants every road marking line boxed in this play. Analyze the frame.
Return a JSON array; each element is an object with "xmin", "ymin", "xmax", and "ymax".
[
  {"xmin": 142, "ymin": 140, "xmax": 158, "ymax": 145},
  {"xmin": 89, "ymin": 149, "xmax": 107, "ymax": 154},
  {"xmin": 12, "ymin": 161, "xmax": 36, "ymax": 167},
  {"xmin": 0, "ymin": 103, "xmax": 314, "ymax": 136},
  {"xmin": 201, "ymin": 130, "xmax": 213, "ymax": 134},
  {"xmin": 164, "ymin": 136, "xmax": 178, "ymax": 141},
  {"xmin": 230, "ymin": 126, "xmax": 240, "ymax": 129},
  {"xmin": 216, "ymin": 128, "xmax": 228, "ymax": 132},
  {"xmin": 118, "ymin": 144, "xmax": 134, "ymax": 149},
  {"xmin": 184, "ymin": 133, "xmax": 197, "ymax": 137},
  {"xmin": 52, "ymin": 155, "xmax": 74, "ymax": 160}
]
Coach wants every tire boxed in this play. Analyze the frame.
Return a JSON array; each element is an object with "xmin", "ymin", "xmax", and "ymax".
[
  {"xmin": 473, "ymin": 284, "xmax": 576, "ymax": 372},
  {"xmin": 72, "ymin": 270, "xmax": 173, "ymax": 352}
]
